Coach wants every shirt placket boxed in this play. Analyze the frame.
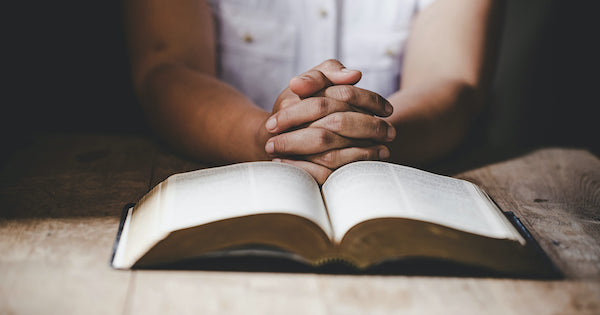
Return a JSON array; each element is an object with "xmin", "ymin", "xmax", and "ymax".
[{"xmin": 297, "ymin": 0, "xmax": 339, "ymax": 72}]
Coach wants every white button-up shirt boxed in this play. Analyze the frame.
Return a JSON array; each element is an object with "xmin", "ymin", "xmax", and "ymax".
[{"xmin": 208, "ymin": 0, "xmax": 437, "ymax": 111}]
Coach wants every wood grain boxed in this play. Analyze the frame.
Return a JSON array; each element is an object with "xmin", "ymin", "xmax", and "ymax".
[
  {"xmin": 1, "ymin": 134, "xmax": 599, "ymax": 314},
  {"xmin": 457, "ymin": 148, "xmax": 600, "ymax": 279},
  {"xmin": 0, "ymin": 133, "xmax": 156, "ymax": 218},
  {"xmin": 0, "ymin": 133, "xmax": 155, "ymax": 314},
  {"xmin": 0, "ymin": 218, "xmax": 131, "ymax": 315}
]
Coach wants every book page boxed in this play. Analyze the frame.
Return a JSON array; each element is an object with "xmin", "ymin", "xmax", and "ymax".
[
  {"xmin": 322, "ymin": 161, "xmax": 519, "ymax": 243},
  {"xmin": 160, "ymin": 162, "xmax": 332, "ymax": 238}
]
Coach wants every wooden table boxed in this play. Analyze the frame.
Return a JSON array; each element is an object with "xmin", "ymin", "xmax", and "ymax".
[{"xmin": 1, "ymin": 133, "xmax": 599, "ymax": 314}]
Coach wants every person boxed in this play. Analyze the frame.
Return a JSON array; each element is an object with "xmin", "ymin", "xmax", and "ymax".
[{"xmin": 123, "ymin": 0, "xmax": 503, "ymax": 184}]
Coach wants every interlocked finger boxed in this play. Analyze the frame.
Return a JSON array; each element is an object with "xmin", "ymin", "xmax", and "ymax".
[
  {"xmin": 308, "ymin": 112, "xmax": 396, "ymax": 142},
  {"xmin": 265, "ymin": 127, "xmax": 373, "ymax": 156},
  {"xmin": 305, "ymin": 145, "xmax": 390, "ymax": 169},
  {"xmin": 315, "ymin": 85, "xmax": 393, "ymax": 117},
  {"xmin": 266, "ymin": 97, "xmax": 355, "ymax": 133}
]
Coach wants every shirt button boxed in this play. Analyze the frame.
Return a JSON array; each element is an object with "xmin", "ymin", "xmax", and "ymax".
[
  {"xmin": 385, "ymin": 48, "xmax": 396, "ymax": 57},
  {"xmin": 243, "ymin": 33, "xmax": 254, "ymax": 44},
  {"xmin": 319, "ymin": 8, "xmax": 328, "ymax": 18}
]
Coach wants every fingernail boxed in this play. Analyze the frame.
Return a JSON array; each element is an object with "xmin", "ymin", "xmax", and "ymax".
[
  {"xmin": 385, "ymin": 103, "xmax": 393, "ymax": 115},
  {"xmin": 387, "ymin": 126, "xmax": 396, "ymax": 141},
  {"xmin": 265, "ymin": 117, "xmax": 277, "ymax": 131},
  {"xmin": 379, "ymin": 148, "xmax": 390, "ymax": 160},
  {"xmin": 265, "ymin": 141, "xmax": 275, "ymax": 153},
  {"xmin": 341, "ymin": 68, "xmax": 356, "ymax": 73},
  {"xmin": 272, "ymin": 158, "xmax": 282, "ymax": 163}
]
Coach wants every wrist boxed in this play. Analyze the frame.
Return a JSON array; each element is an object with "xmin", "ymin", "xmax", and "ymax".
[{"xmin": 385, "ymin": 81, "xmax": 484, "ymax": 164}]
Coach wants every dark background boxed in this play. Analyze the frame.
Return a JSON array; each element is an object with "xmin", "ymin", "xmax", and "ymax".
[
  {"xmin": 3, "ymin": 0, "xmax": 599, "ymax": 160},
  {"xmin": 5, "ymin": 1, "xmax": 142, "ymax": 135},
  {"xmin": 486, "ymin": 1, "xmax": 598, "ymax": 154}
]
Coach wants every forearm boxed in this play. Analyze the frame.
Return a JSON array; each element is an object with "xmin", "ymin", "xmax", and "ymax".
[
  {"xmin": 385, "ymin": 0, "xmax": 503, "ymax": 164},
  {"xmin": 138, "ymin": 63, "xmax": 271, "ymax": 163},
  {"xmin": 386, "ymin": 79, "xmax": 484, "ymax": 164}
]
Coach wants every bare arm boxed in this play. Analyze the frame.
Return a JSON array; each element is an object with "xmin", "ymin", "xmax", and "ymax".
[
  {"xmin": 386, "ymin": 0, "xmax": 504, "ymax": 163},
  {"xmin": 125, "ymin": 0, "xmax": 502, "ymax": 181},
  {"xmin": 124, "ymin": 1, "xmax": 367, "ymax": 168},
  {"xmin": 124, "ymin": 0, "xmax": 270, "ymax": 163}
]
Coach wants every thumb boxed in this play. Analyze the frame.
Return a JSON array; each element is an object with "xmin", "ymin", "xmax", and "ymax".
[
  {"xmin": 314, "ymin": 59, "xmax": 362, "ymax": 85},
  {"xmin": 289, "ymin": 59, "xmax": 362, "ymax": 98}
]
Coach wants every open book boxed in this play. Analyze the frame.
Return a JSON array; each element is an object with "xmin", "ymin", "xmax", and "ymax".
[{"xmin": 111, "ymin": 161, "xmax": 554, "ymax": 276}]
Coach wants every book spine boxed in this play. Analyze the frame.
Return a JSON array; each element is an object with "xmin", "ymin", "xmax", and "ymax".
[{"xmin": 503, "ymin": 211, "xmax": 562, "ymax": 278}]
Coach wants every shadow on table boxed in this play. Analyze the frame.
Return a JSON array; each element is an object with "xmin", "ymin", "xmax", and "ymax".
[
  {"xmin": 428, "ymin": 144, "xmax": 546, "ymax": 177},
  {"xmin": 136, "ymin": 255, "xmax": 562, "ymax": 280}
]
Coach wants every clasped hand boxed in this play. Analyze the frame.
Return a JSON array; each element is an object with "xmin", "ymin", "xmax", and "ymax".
[{"xmin": 264, "ymin": 60, "xmax": 396, "ymax": 184}]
